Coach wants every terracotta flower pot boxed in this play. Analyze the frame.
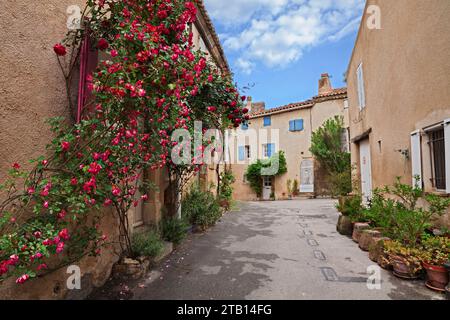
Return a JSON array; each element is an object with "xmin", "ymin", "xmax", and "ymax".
[
  {"xmin": 352, "ymin": 222, "xmax": 370, "ymax": 243},
  {"xmin": 423, "ymin": 262, "xmax": 449, "ymax": 292},
  {"xmin": 390, "ymin": 255, "xmax": 421, "ymax": 279},
  {"xmin": 336, "ymin": 214, "xmax": 353, "ymax": 236},
  {"xmin": 445, "ymin": 262, "xmax": 450, "ymax": 300},
  {"xmin": 359, "ymin": 230, "xmax": 382, "ymax": 251}
]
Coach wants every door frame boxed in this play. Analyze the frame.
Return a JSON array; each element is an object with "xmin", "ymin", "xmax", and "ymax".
[
  {"xmin": 359, "ymin": 138, "xmax": 373, "ymax": 204},
  {"xmin": 262, "ymin": 176, "xmax": 273, "ymax": 200}
]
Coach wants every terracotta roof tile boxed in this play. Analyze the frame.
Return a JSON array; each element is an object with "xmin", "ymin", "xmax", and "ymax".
[{"xmin": 250, "ymin": 87, "xmax": 347, "ymax": 119}]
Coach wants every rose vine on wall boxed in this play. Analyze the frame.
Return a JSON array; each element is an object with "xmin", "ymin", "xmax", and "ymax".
[{"xmin": 0, "ymin": 0, "xmax": 248, "ymax": 285}]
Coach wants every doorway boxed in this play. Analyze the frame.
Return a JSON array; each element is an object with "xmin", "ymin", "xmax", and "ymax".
[
  {"xmin": 262, "ymin": 176, "xmax": 273, "ymax": 200},
  {"xmin": 359, "ymin": 139, "xmax": 373, "ymax": 204},
  {"xmin": 300, "ymin": 159, "xmax": 314, "ymax": 193}
]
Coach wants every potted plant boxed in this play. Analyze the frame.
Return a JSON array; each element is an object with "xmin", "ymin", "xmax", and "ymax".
[
  {"xmin": 292, "ymin": 180, "xmax": 299, "ymax": 197},
  {"xmin": 444, "ymin": 261, "xmax": 450, "ymax": 299},
  {"xmin": 286, "ymin": 179, "xmax": 293, "ymax": 200},
  {"xmin": 420, "ymin": 236, "xmax": 450, "ymax": 292},
  {"xmin": 336, "ymin": 194, "xmax": 363, "ymax": 236},
  {"xmin": 384, "ymin": 240, "xmax": 423, "ymax": 279}
]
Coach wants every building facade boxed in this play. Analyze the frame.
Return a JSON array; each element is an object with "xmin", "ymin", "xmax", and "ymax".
[
  {"xmin": 231, "ymin": 74, "xmax": 348, "ymax": 201},
  {"xmin": 0, "ymin": 0, "xmax": 228, "ymax": 299},
  {"xmin": 347, "ymin": 0, "xmax": 450, "ymax": 226}
]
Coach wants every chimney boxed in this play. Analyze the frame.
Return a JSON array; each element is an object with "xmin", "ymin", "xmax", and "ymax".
[
  {"xmin": 246, "ymin": 96, "xmax": 252, "ymax": 112},
  {"xmin": 251, "ymin": 102, "xmax": 266, "ymax": 114},
  {"xmin": 318, "ymin": 73, "xmax": 333, "ymax": 95}
]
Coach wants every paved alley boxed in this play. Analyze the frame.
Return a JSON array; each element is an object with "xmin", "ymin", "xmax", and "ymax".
[{"xmin": 93, "ymin": 200, "xmax": 443, "ymax": 300}]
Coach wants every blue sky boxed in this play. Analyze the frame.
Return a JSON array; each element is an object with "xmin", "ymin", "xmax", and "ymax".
[{"xmin": 204, "ymin": 0, "xmax": 366, "ymax": 109}]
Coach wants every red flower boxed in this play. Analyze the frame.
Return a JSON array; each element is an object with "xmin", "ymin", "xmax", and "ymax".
[
  {"xmin": 56, "ymin": 242, "xmax": 65, "ymax": 254},
  {"xmin": 27, "ymin": 187, "xmax": 35, "ymax": 195},
  {"xmin": 97, "ymin": 38, "xmax": 109, "ymax": 50},
  {"xmin": 57, "ymin": 209, "xmax": 67, "ymax": 220},
  {"xmin": 37, "ymin": 264, "xmax": 48, "ymax": 271},
  {"xmin": 16, "ymin": 274, "xmax": 30, "ymax": 284},
  {"xmin": 71, "ymin": 177, "xmax": 78, "ymax": 186},
  {"xmin": 9, "ymin": 255, "xmax": 19, "ymax": 266},
  {"xmin": 242, "ymin": 108, "xmax": 249, "ymax": 114},
  {"xmin": 207, "ymin": 106, "xmax": 217, "ymax": 112},
  {"xmin": 53, "ymin": 43, "xmax": 67, "ymax": 56},
  {"xmin": 58, "ymin": 228, "xmax": 70, "ymax": 240},
  {"xmin": 61, "ymin": 141, "xmax": 70, "ymax": 152},
  {"xmin": 88, "ymin": 162, "xmax": 102, "ymax": 175},
  {"xmin": 112, "ymin": 186, "xmax": 121, "ymax": 197},
  {"xmin": 12, "ymin": 162, "xmax": 21, "ymax": 169}
]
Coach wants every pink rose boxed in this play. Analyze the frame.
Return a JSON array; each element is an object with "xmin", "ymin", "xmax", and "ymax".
[{"xmin": 16, "ymin": 274, "xmax": 30, "ymax": 284}]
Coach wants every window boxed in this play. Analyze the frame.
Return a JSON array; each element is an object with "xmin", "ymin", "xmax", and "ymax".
[
  {"xmin": 289, "ymin": 119, "xmax": 304, "ymax": 132},
  {"xmin": 245, "ymin": 145, "xmax": 251, "ymax": 159},
  {"xmin": 356, "ymin": 63, "xmax": 366, "ymax": 110},
  {"xmin": 264, "ymin": 116, "xmax": 271, "ymax": 127},
  {"xmin": 429, "ymin": 128, "xmax": 446, "ymax": 190},
  {"xmin": 238, "ymin": 146, "xmax": 245, "ymax": 161},
  {"xmin": 263, "ymin": 143, "xmax": 275, "ymax": 158}
]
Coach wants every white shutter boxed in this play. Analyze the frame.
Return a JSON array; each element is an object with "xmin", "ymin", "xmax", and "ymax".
[
  {"xmin": 410, "ymin": 130, "xmax": 422, "ymax": 189},
  {"xmin": 445, "ymin": 119, "xmax": 450, "ymax": 193},
  {"xmin": 357, "ymin": 63, "xmax": 366, "ymax": 110}
]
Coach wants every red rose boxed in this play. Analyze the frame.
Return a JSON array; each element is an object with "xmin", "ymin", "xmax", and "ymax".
[
  {"xmin": 97, "ymin": 38, "xmax": 109, "ymax": 50},
  {"xmin": 61, "ymin": 141, "xmax": 70, "ymax": 152},
  {"xmin": 53, "ymin": 44, "xmax": 67, "ymax": 56}
]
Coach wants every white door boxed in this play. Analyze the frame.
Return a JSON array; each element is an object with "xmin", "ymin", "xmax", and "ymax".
[
  {"xmin": 300, "ymin": 160, "xmax": 314, "ymax": 193},
  {"xmin": 359, "ymin": 139, "xmax": 373, "ymax": 204},
  {"xmin": 262, "ymin": 176, "xmax": 272, "ymax": 200}
]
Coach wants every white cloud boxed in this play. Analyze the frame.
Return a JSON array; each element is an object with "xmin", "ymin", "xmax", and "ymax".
[{"xmin": 205, "ymin": 0, "xmax": 365, "ymax": 74}]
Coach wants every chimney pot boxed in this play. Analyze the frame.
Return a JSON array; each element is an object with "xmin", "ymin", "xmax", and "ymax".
[{"xmin": 319, "ymin": 73, "xmax": 333, "ymax": 95}]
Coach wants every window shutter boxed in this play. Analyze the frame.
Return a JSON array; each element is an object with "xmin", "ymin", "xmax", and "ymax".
[
  {"xmin": 410, "ymin": 130, "xmax": 422, "ymax": 189},
  {"xmin": 445, "ymin": 119, "xmax": 450, "ymax": 193},
  {"xmin": 238, "ymin": 146, "xmax": 245, "ymax": 161},
  {"xmin": 289, "ymin": 120, "xmax": 295, "ymax": 132},
  {"xmin": 296, "ymin": 119, "xmax": 304, "ymax": 131},
  {"xmin": 77, "ymin": 33, "xmax": 99, "ymax": 123},
  {"xmin": 357, "ymin": 63, "xmax": 366, "ymax": 110},
  {"xmin": 268, "ymin": 143, "xmax": 275, "ymax": 157},
  {"xmin": 264, "ymin": 116, "xmax": 271, "ymax": 127}
]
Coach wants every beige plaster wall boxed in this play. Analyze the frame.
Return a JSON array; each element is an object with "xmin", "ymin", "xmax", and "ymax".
[
  {"xmin": 231, "ymin": 97, "xmax": 347, "ymax": 200},
  {"xmin": 0, "ymin": 0, "xmax": 125, "ymax": 299},
  {"xmin": 347, "ymin": 0, "xmax": 450, "ymax": 192}
]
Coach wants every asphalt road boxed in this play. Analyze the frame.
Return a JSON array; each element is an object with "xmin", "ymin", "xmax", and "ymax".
[{"xmin": 93, "ymin": 199, "xmax": 444, "ymax": 300}]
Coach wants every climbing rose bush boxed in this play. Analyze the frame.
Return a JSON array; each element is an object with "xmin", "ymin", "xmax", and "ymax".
[{"xmin": 0, "ymin": 0, "xmax": 247, "ymax": 285}]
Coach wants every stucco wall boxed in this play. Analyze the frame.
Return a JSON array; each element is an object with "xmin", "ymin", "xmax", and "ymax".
[
  {"xmin": 347, "ymin": 0, "xmax": 450, "ymax": 226},
  {"xmin": 0, "ymin": 0, "xmax": 124, "ymax": 300},
  {"xmin": 348, "ymin": 0, "xmax": 450, "ymax": 191},
  {"xmin": 231, "ymin": 96, "xmax": 347, "ymax": 200}
]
